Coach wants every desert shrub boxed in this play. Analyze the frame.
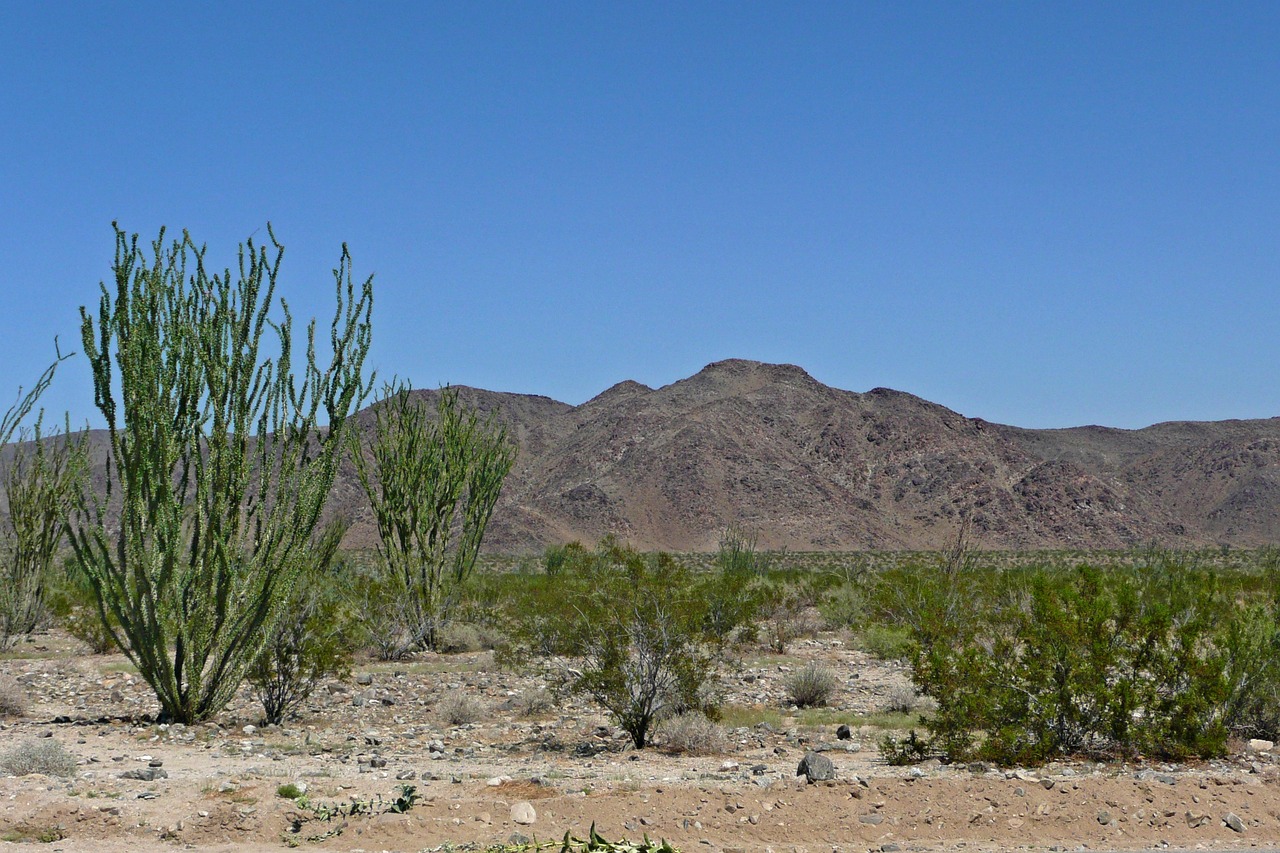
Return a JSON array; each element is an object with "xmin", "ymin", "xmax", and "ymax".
[
  {"xmin": 879, "ymin": 729, "xmax": 931, "ymax": 766},
  {"xmin": 47, "ymin": 560, "xmax": 118, "ymax": 654},
  {"xmin": 784, "ymin": 662, "xmax": 838, "ymax": 708},
  {"xmin": 248, "ymin": 533, "xmax": 355, "ymax": 726},
  {"xmin": 1, "ymin": 739, "xmax": 77, "ymax": 777},
  {"xmin": 514, "ymin": 687, "xmax": 554, "ymax": 717},
  {"xmin": 0, "ymin": 677, "xmax": 26, "ymax": 717},
  {"xmin": 882, "ymin": 684, "xmax": 919, "ymax": 713},
  {"xmin": 904, "ymin": 560, "xmax": 1274, "ymax": 764},
  {"xmin": 502, "ymin": 539, "xmax": 720, "ymax": 748},
  {"xmin": 759, "ymin": 583, "xmax": 820, "ymax": 653},
  {"xmin": 818, "ymin": 582, "xmax": 863, "ymax": 630},
  {"xmin": 437, "ymin": 690, "xmax": 486, "ymax": 725},
  {"xmin": 346, "ymin": 566, "xmax": 418, "ymax": 661},
  {"xmin": 857, "ymin": 625, "xmax": 915, "ymax": 662},
  {"xmin": 435, "ymin": 621, "xmax": 484, "ymax": 653},
  {"xmin": 657, "ymin": 711, "xmax": 726, "ymax": 754},
  {"xmin": 700, "ymin": 563, "xmax": 765, "ymax": 648},
  {"xmin": 277, "ymin": 782, "xmax": 305, "ymax": 799},
  {"xmin": 543, "ymin": 541, "xmax": 589, "ymax": 575},
  {"xmin": 1218, "ymin": 596, "xmax": 1280, "ymax": 740}
]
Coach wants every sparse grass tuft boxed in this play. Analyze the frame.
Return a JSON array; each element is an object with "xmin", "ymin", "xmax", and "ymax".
[{"xmin": 717, "ymin": 705, "xmax": 785, "ymax": 730}]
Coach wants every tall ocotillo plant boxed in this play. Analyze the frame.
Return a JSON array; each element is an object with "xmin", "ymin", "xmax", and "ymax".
[
  {"xmin": 351, "ymin": 384, "xmax": 515, "ymax": 654},
  {"xmin": 71, "ymin": 223, "xmax": 373, "ymax": 723}
]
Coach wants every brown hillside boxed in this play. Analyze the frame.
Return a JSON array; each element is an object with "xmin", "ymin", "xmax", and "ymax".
[
  {"xmin": 337, "ymin": 359, "xmax": 1280, "ymax": 552},
  {"xmin": 27, "ymin": 359, "xmax": 1280, "ymax": 552}
]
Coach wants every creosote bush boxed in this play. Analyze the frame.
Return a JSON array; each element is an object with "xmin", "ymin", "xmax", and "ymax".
[
  {"xmin": 502, "ymin": 538, "xmax": 720, "ymax": 749},
  {"xmin": 885, "ymin": 557, "xmax": 1280, "ymax": 765},
  {"xmin": 248, "ymin": 529, "xmax": 355, "ymax": 725},
  {"xmin": 784, "ymin": 662, "xmax": 838, "ymax": 708},
  {"xmin": 1, "ymin": 739, "xmax": 78, "ymax": 777}
]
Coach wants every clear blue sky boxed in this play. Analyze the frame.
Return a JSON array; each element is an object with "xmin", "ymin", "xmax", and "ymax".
[{"xmin": 3, "ymin": 2, "xmax": 1278, "ymax": 430}]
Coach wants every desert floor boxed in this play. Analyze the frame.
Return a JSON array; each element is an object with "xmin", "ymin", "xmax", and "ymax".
[{"xmin": 3, "ymin": 630, "xmax": 1279, "ymax": 853}]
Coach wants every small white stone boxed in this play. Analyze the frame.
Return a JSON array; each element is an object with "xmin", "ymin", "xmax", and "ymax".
[{"xmin": 511, "ymin": 801, "xmax": 537, "ymax": 825}]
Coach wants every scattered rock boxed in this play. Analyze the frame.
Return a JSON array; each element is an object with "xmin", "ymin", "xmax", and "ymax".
[
  {"xmin": 796, "ymin": 752, "xmax": 835, "ymax": 783},
  {"xmin": 1248, "ymin": 739, "xmax": 1274, "ymax": 753},
  {"xmin": 120, "ymin": 767, "xmax": 168, "ymax": 781},
  {"xmin": 511, "ymin": 801, "xmax": 537, "ymax": 825},
  {"xmin": 1224, "ymin": 812, "xmax": 1245, "ymax": 833}
]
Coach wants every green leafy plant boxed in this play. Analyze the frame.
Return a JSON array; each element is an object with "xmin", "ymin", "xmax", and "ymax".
[
  {"xmin": 285, "ymin": 783, "xmax": 418, "ymax": 843},
  {"xmin": 503, "ymin": 539, "xmax": 719, "ymax": 748},
  {"xmin": 70, "ymin": 223, "xmax": 373, "ymax": 724},
  {"xmin": 351, "ymin": 383, "xmax": 515, "ymax": 655},
  {"xmin": 900, "ymin": 559, "xmax": 1268, "ymax": 764}
]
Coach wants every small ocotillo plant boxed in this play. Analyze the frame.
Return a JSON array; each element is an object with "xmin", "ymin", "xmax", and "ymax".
[
  {"xmin": 351, "ymin": 383, "xmax": 515, "ymax": 654},
  {"xmin": 0, "ymin": 349, "xmax": 85, "ymax": 651}
]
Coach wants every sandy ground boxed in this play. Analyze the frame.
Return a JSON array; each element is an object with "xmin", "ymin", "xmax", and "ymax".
[{"xmin": 3, "ymin": 630, "xmax": 1280, "ymax": 853}]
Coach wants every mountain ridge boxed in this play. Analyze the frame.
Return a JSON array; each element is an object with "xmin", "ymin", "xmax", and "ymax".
[
  {"xmin": 356, "ymin": 359, "xmax": 1280, "ymax": 552},
  {"xmin": 17, "ymin": 359, "xmax": 1280, "ymax": 553}
]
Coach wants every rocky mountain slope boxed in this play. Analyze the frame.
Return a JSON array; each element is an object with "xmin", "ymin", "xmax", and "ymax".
[
  {"xmin": 336, "ymin": 359, "xmax": 1280, "ymax": 552},
  {"xmin": 24, "ymin": 359, "xmax": 1280, "ymax": 552}
]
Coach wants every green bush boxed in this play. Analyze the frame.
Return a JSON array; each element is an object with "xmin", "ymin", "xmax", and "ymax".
[
  {"xmin": 901, "ymin": 560, "xmax": 1278, "ymax": 764},
  {"xmin": 857, "ymin": 625, "xmax": 914, "ymax": 662},
  {"xmin": 502, "ymin": 539, "xmax": 720, "ymax": 748},
  {"xmin": 818, "ymin": 582, "xmax": 863, "ymax": 630}
]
